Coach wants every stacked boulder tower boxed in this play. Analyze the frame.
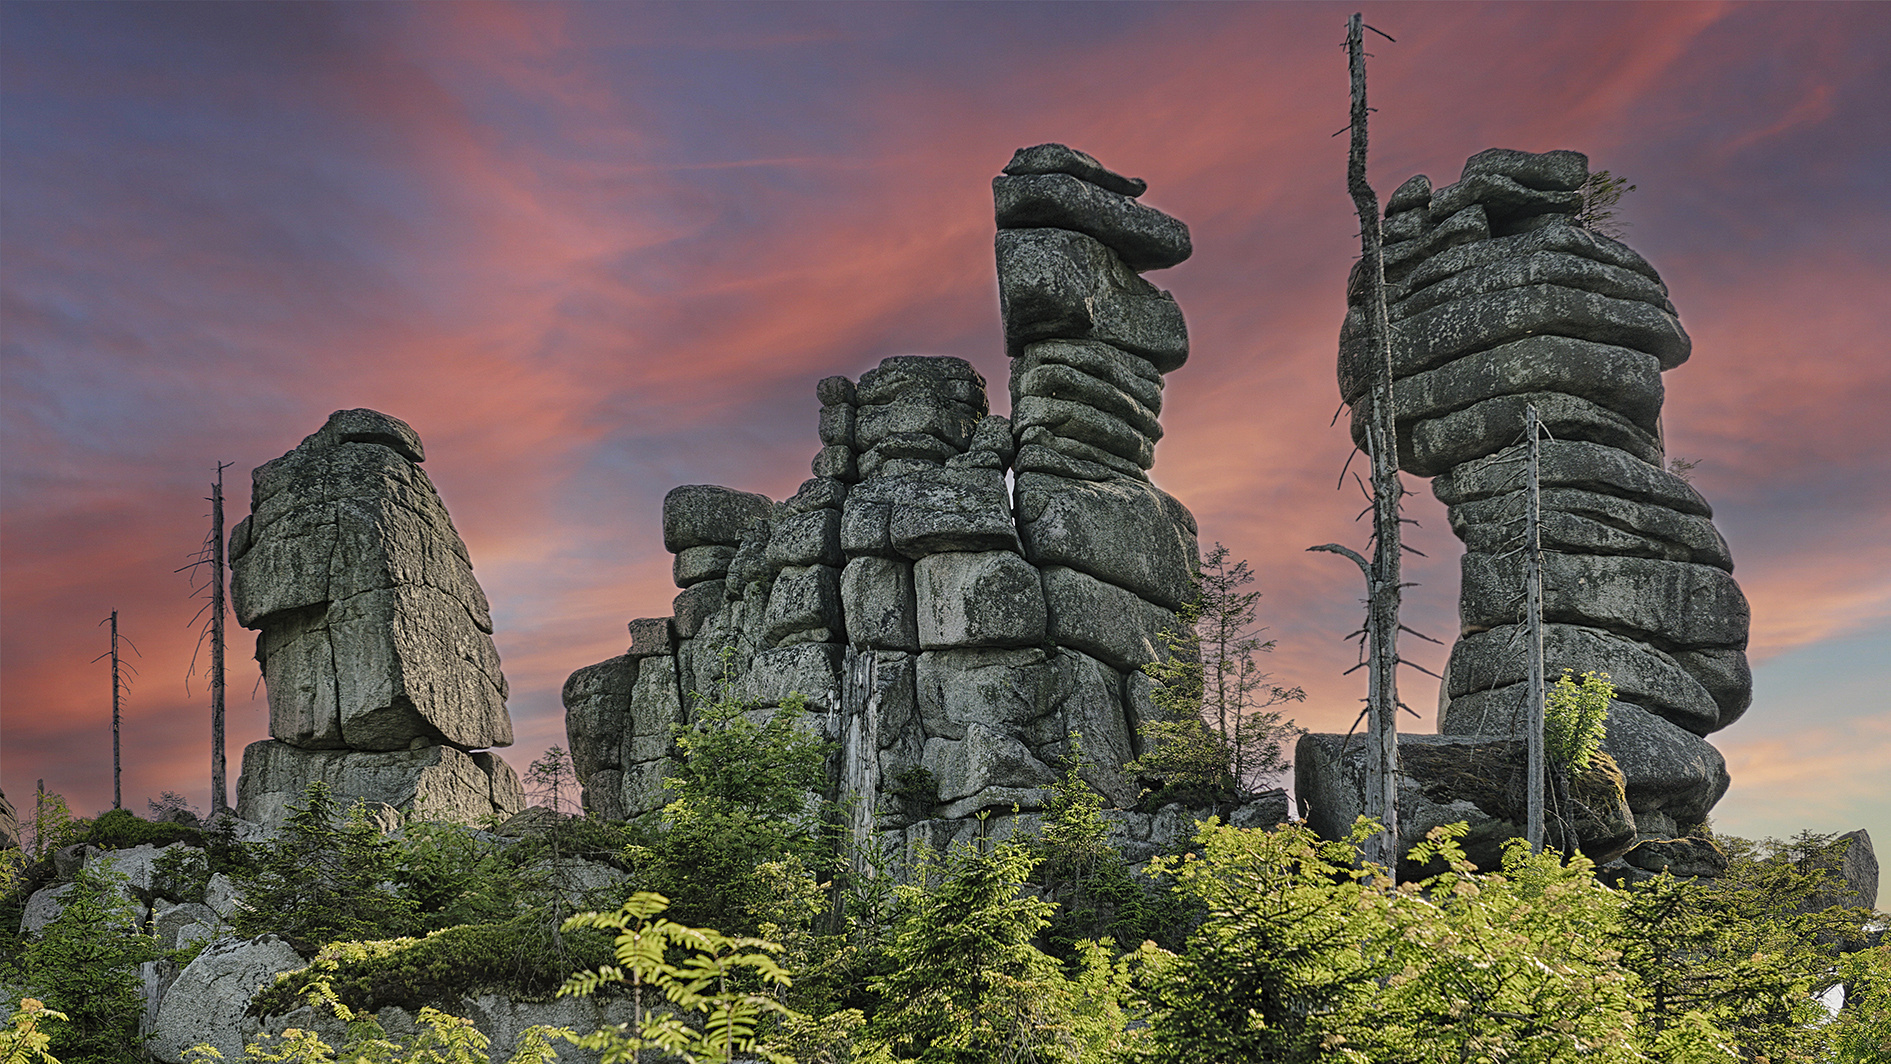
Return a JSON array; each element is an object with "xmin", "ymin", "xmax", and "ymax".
[
  {"xmin": 231, "ymin": 409, "xmax": 525, "ymax": 828},
  {"xmin": 563, "ymin": 146, "xmax": 1268, "ymax": 855},
  {"xmin": 1330, "ymin": 148, "xmax": 1750, "ymax": 848}
]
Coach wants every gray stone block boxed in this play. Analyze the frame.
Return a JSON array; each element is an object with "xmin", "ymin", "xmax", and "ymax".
[
  {"xmin": 913, "ymin": 551, "xmax": 1047, "ymax": 650},
  {"xmin": 562, "ymin": 656, "xmax": 633, "ymax": 778},
  {"xmin": 671, "ymin": 580, "xmax": 726, "ymax": 639},
  {"xmin": 841, "ymin": 556, "xmax": 918, "ymax": 651},
  {"xmin": 1002, "ymin": 143, "xmax": 1147, "ymax": 198},
  {"xmin": 1598, "ymin": 702, "xmax": 1730, "ymax": 823},
  {"xmin": 840, "ymin": 498, "xmax": 893, "ymax": 556},
  {"xmin": 234, "ymin": 740, "xmax": 523, "ymax": 829},
  {"xmin": 764, "ymin": 564, "xmax": 843, "ymax": 646},
  {"xmin": 993, "ymin": 173, "xmax": 1190, "ymax": 271},
  {"xmin": 923, "ymin": 724, "xmax": 1058, "ymax": 804},
  {"xmin": 812, "ymin": 444, "xmax": 857, "ymax": 482},
  {"xmin": 1040, "ymin": 565, "xmax": 1175, "ymax": 673},
  {"xmin": 673, "ymin": 545, "xmax": 736, "ymax": 587},
  {"xmin": 996, "ymin": 227, "xmax": 1189, "ymax": 372},
  {"xmin": 1668, "ymin": 647, "xmax": 1752, "ymax": 730},
  {"xmin": 818, "ymin": 403, "xmax": 856, "ymax": 446},
  {"xmin": 1461, "ymin": 148, "xmax": 1589, "ymax": 192},
  {"xmin": 1016, "ymin": 425, "xmax": 1148, "ymax": 479},
  {"xmin": 744, "ymin": 643, "xmax": 845, "ymax": 712},
  {"xmin": 855, "ymin": 356, "xmax": 987, "ymax": 409},
  {"xmin": 915, "ymin": 647, "xmax": 1054, "ymax": 741},
  {"xmin": 784, "ymin": 477, "xmax": 849, "ymax": 515},
  {"xmin": 877, "ymin": 468, "xmax": 1020, "ymax": 557},
  {"xmin": 1434, "ymin": 438, "xmax": 1711, "ymax": 517},
  {"xmin": 1451, "ymin": 486, "xmax": 1733, "ymax": 572},
  {"xmin": 1444, "ymin": 624, "xmax": 1721, "ymax": 736},
  {"xmin": 1011, "ymin": 442, "xmax": 1138, "ymax": 483},
  {"xmin": 1012, "ymin": 396, "xmax": 1156, "ymax": 468},
  {"xmin": 1014, "ymin": 473, "xmax": 1198, "ymax": 611},
  {"xmin": 1012, "ymin": 357, "xmax": 1163, "ymax": 440},
  {"xmin": 1409, "ymin": 390, "xmax": 1664, "ymax": 475},
  {"xmin": 855, "ymin": 397, "xmax": 981, "ymax": 453},
  {"xmin": 816, "ymin": 375, "xmax": 856, "ymax": 406},
  {"xmin": 626, "ymin": 617, "xmax": 675, "ymax": 658},
  {"xmin": 1460, "ymin": 552, "xmax": 1749, "ymax": 650},
  {"xmin": 662, "ymin": 485, "xmax": 774, "ymax": 553},
  {"xmin": 768, "ymin": 509, "xmax": 844, "ymax": 569}
]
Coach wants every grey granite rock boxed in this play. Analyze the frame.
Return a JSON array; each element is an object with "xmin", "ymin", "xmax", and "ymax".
[
  {"xmin": 1014, "ymin": 473, "xmax": 1198, "ymax": 611},
  {"xmin": 1011, "ymin": 442, "xmax": 1139, "ymax": 483},
  {"xmin": 840, "ymin": 497, "xmax": 894, "ymax": 557},
  {"xmin": 626, "ymin": 617, "xmax": 675, "ymax": 658},
  {"xmin": 564, "ymin": 657, "xmax": 633, "ymax": 779},
  {"xmin": 923, "ymin": 723, "xmax": 1058, "ymax": 804},
  {"xmin": 1296, "ymin": 732, "xmax": 1635, "ymax": 874},
  {"xmin": 1451, "ymin": 486, "xmax": 1732, "ymax": 572},
  {"xmin": 812, "ymin": 444, "xmax": 858, "ymax": 482},
  {"xmin": 993, "ymin": 173, "xmax": 1190, "ymax": 271},
  {"xmin": 817, "ymin": 375, "xmax": 857, "ymax": 406},
  {"xmin": 1623, "ymin": 835, "xmax": 1729, "ymax": 878},
  {"xmin": 1002, "ymin": 143, "xmax": 1147, "ymax": 198},
  {"xmin": 913, "ymin": 551, "xmax": 1047, "ymax": 650},
  {"xmin": 234, "ymin": 739, "xmax": 524, "ymax": 829},
  {"xmin": 743, "ymin": 643, "xmax": 845, "ymax": 712},
  {"xmin": 673, "ymin": 544, "xmax": 737, "ymax": 587},
  {"xmin": 996, "ymin": 228, "xmax": 1189, "ymax": 371},
  {"xmin": 785, "ymin": 476, "xmax": 849, "ymax": 515},
  {"xmin": 915, "ymin": 647, "xmax": 1054, "ymax": 742},
  {"xmin": 1435, "ymin": 438, "xmax": 1711, "ymax": 516},
  {"xmin": 1595, "ymin": 702, "xmax": 1730, "ymax": 823},
  {"xmin": 671, "ymin": 579, "xmax": 726, "ymax": 639},
  {"xmin": 1444, "ymin": 624, "xmax": 1720, "ymax": 735},
  {"xmin": 1040, "ymin": 565, "xmax": 1174, "ymax": 673},
  {"xmin": 1012, "ymin": 356, "xmax": 1164, "ymax": 440},
  {"xmin": 819, "ymin": 402, "xmax": 856, "ymax": 447},
  {"xmin": 855, "ymin": 356, "xmax": 987, "ymax": 409},
  {"xmin": 1386, "ymin": 174, "xmax": 1433, "ymax": 214},
  {"xmin": 967, "ymin": 414, "xmax": 1017, "ymax": 466},
  {"xmin": 1409, "ymin": 390, "xmax": 1665, "ymax": 475},
  {"xmin": 662, "ymin": 485, "xmax": 775, "ymax": 553},
  {"xmin": 1428, "ymin": 171, "xmax": 1583, "ymax": 225},
  {"xmin": 147, "ymin": 935, "xmax": 306, "ymax": 1064},
  {"xmin": 1668, "ymin": 647, "xmax": 1753, "ymax": 730},
  {"xmin": 1460, "ymin": 552, "xmax": 1749, "ymax": 650},
  {"xmin": 234, "ymin": 411, "xmax": 510, "ymax": 753},
  {"xmin": 1044, "ymin": 649, "xmax": 1138, "ymax": 807},
  {"xmin": 1012, "ymin": 395, "xmax": 1157, "ymax": 468},
  {"xmin": 855, "ymin": 397, "xmax": 982, "ymax": 454},
  {"xmin": 152, "ymin": 901, "xmax": 220, "ymax": 950},
  {"xmin": 881, "ymin": 468, "xmax": 1021, "ymax": 557},
  {"xmin": 764, "ymin": 564, "xmax": 844, "ymax": 646},
  {"xmin": 1461, "ymin": 147, "xmax": 1589, "ymax": 192},
  {"xmin": 841, "ymin": 556, "xmax": 919, "ymax": 651},
  {"xmin": 1016, "ymin": 425, "xmax": 1149, "ymax": 480},
  {"xmin": 768, "ymin": 509, "xmax": 844, "ymax": 569}
]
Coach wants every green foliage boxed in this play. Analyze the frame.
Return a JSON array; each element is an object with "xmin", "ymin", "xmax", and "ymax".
[
  {"xmin": 152, "ymin": 844, "xmax": 211, "ymax": 904},
  {"xmin": 559, "ymin": 891, "xmax": 797, "ymax": 1064},
  {"xmin": 75, "ymin": 808, "xmax": 202, "ymax": 851},
  {"xmin": 1130, "ymin": 544, "xmax": 1304, "ymax": 805},
  {"xmin": 1829, "ymin": 943, "xmax": 1891, "ymax": 1063},
  {"xmin": 525, "ymin": 746, "xmax": 575, "ymax": 816},
  {"xmin": 252, "ymin": 913, "xmax": 614, "ymax": 1018},
  {"xmin": 867, "ymin": 841, "xmax": 1129, "ymax": 1064},
  {"xmin": 640, "ymin": 680, "xmax": 835, "ymax": 933},
  {"xmin": 0, "ymin": 998, "xmax": 67, "ymax": 1064},
  {"xmin": 391, "ymin": 822, "xmax": 528, "ymax": 932},
  {"xmin": 1033, "ymin": 742, "xmax": 1190, "ymax": 957},
  {"xmin": 232, "ymin": 782, "xmax": 417, "ymax": 953},
  {"xmin": 1133, "ymin": 819, "xmax": 1642, "ymax": 1063},
  {"xmin": 1576, "ymin": 169, "xmax": 1636, "ymax": 238},
  {"xmin": 22, "ymin": 792, "xmax": 81, "ymax": 862},
  {"xmin": 22, "ymin": 857, "xmax": 156, "ymax": 1063},
  {"xmin": 1544, "ymin": 668, "xmax": 1612, "ymax": 774},
  {"xmin": 194, "ymin": 962, "xmax": 577, "ymax": 1064},
  {"xmin": 1618, "ymin": 830, "xmax": 1878, "ymax": 1061}
]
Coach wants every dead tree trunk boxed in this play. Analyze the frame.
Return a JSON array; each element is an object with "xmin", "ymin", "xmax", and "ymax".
[
  {"xmin": 1524, "ymin": 404, "xmax": 1547, "ymax": 852},
  {"xmin": 210, "ymin": 464, "xmax": 230, "ymax": 815},
  {"xmin": 1338, "ymin": 11, "xmax": 1403, "ymax": 866},
  {"xmin": 108, "ymin": 610, "xmax": 123, "ymax": 810}
]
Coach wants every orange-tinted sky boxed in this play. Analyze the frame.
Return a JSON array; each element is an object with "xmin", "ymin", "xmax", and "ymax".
[{"xmin": 3, "ymin": 2, "xmax": 1886, "ymax": 887}]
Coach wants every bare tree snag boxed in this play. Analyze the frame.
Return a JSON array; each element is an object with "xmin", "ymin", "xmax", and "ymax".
[{"xmin": 1524, "ymin": 404, "xmax": 1546, "ymax": 852}]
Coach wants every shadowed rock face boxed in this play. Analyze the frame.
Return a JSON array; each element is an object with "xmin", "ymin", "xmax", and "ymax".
[
  {"xmin": 231, "ymin": 409, "xmax": 520, "ymax": 828},
  {"xmin": 562, "ymin": 146, "xmax": 1265, "ymax": 855},
  {"xmin": 1339, "ymin": 149, "xmax": 1751, "ymax": 830}
]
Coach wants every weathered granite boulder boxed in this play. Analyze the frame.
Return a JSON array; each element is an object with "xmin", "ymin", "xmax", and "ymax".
[
  {"xmin": 232, "ymin": 409, "xmax": 510, "ymax": 753},
  {"xmin": 662, "ymin": 485, "xmax": 774, "ymax": 553},
  {"xmin": 236, "ymin": 740, "xmax": 524, "ymax": 828},
  {"xmin": 1296, "ymin": 732, "xmax": 1636, "ymax": 874},
  {"xmin": 146, "ymin": 935, "xmax": 306, "ymax": 1064}
]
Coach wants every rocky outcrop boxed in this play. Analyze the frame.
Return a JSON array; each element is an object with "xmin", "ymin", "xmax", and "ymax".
[
  {"xmin": 147, "ymin": 935, "xmax": 306, "ymax": 1064},
  {"xmin": 1295, "ymin": 732, "xmax": 1636, "ymax": 876},
  {"xmin": 0, "ymin": 788, "xmax": 17, "ymax": 851},
  {"xmin": 565, "ymin": 145, "xmax": 1209, "ymax": 854},
  {"xmin": 1338, "ymin": 149, "xmax": 1750, "ymax": 831},
  {"xmin": 232, "ymin": 409, "xmax": 522, "ymax": 828}
]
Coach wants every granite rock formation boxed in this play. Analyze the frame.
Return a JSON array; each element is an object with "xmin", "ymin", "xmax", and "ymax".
[
  {"xmin": 1334, "ymin": 148, "xmax": 1749, "ymax": 835},
  {"xmin": 564, "ymin": 146, "xmax": 1263, "ymax": 857},
  {"xmin": 231, "ymin": 409, "xmax": 523, "ymax": 827}
]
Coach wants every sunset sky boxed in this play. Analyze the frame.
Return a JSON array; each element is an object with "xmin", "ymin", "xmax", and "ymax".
[{"xmin": 3, "ymin": 2, "xmax": 1885, "ymax": 894}]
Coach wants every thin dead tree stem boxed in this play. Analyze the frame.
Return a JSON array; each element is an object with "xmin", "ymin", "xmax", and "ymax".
[
  {"xmin": 210, "ymin": 464, "xmax": 230, "ymax": 814},
  {"xmin": 1524, "ymin": 404, "xmax": 1546, "ymax": 852},
  {"xmin": 1348, "ymin": 11, "xmax": 1402, "ymax": 866}
]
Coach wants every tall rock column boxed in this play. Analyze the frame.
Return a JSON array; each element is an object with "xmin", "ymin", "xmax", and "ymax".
[
  {"xmin": 996, "ymin": 143, "xmax": 1202, "ymax": 810},
  {"xmin": 231, "ymin": 409, "xmax": 524, "ymax": 828},
  {"xmin": 1338, "ymin": 149, "xmax": 1748, "ymax": 835}
]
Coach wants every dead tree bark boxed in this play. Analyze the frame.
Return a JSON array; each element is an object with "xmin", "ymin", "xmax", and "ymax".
[
  {"xmin": 210, "ymin": 464, "xmax": 230, "ymax": 814},
  {"xmin": 1309, "ymin": 12, "xmax": 1404, "ymax": 867},
  {"xmin": 1524, "ymin": 404, "xmax": 1547, "ymax": 852}
]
